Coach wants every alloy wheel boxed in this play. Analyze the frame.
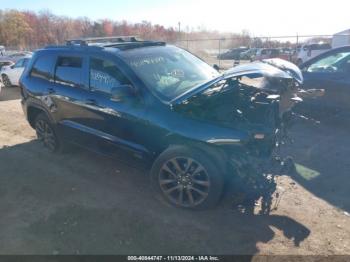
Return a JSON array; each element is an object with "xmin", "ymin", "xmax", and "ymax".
[
  {"xmin": 35, "ymin": 119, "xmax": 57, "ymax": 152},
  {"xmin": 2, "ymin": 75, "xmax": 11, "ymax": 87},
  {"xmin": 159, "ymin": 157, "xmax": 210, "ymax": 208}
]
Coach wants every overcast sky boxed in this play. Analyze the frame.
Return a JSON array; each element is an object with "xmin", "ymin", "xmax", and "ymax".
[{"xmin": 2, "ymin": 0, "xmax": 349, "ymax": 36}]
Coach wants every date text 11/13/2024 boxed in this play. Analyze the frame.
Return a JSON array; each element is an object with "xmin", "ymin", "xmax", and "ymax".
[{"xmin": 127, "ymin": 256, "xmax": 220, "ymax": 261}]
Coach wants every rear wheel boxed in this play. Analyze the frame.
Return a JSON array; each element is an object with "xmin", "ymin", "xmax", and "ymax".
[
  {"xmin": 34, "ymin": 113, "xmax": 61, "ymax": 153},
  {"xmin": 150, "ymin": 145, "xmax": 224, "ymax": 209},
  {"xmin": 2, "ymin": 74, "xmax": 11, "ymax": 87}
]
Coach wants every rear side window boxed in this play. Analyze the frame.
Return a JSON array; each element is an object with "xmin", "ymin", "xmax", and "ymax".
[
  {"xmin": 89, "ymin": 57, "xmax": 130, "ymax": 94},
  {"xmin": 55, "ymin": 56, "xmax": 83, "ymax": 87},
  {"xmin": 31, "ymin": 54, "xmax": 56, "ymax": 80}
]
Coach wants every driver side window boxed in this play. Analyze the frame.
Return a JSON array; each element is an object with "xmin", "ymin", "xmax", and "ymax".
[{"xmin": 89, "ymin": 57, "xmax": 130, "ymax": 94}]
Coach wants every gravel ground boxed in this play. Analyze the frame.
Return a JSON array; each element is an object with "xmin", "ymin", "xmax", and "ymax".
[{"xmin": 0, "ymin": 86, "xmax": 349, "ymax": 255}]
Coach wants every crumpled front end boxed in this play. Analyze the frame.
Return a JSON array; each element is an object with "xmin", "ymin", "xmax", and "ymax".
[{"xmin": 173, "ymin": 58, "xmax": 304, "ymax": 161}]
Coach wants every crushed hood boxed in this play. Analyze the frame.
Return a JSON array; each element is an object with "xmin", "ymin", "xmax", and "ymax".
[
  {"xmin": 261, "ymin": 58, "xmax": 303, "ymax": 84},
  {"xmin": 171, "ymin": 58, "xmax": 303, "ymax": 106}
]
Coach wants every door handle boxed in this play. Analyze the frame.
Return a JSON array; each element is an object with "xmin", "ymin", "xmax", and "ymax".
[{"xmin": 48, "ymin": 88, "xmax": 55, "ymax": 94}]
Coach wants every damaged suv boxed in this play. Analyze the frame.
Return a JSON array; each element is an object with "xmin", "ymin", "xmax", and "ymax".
[{"xmin": 20, "ymin": 37, "xmax": 303, "ymax": 209}]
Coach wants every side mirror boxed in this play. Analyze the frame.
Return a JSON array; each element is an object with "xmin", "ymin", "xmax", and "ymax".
[
  {"xmin": 110, "ymin": 84, "xmax": 135, "ymax": 101},
  {"xmin": 10, "ymin": 65, "xmax": 15, "ymax": 69},
  {"xmin": 213, "ymin": 64, "xmax": 220, "ymax": 71}
]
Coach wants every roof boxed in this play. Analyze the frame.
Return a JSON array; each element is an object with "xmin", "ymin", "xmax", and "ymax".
[{"xmin": 45, "ymin": 36, "xmax": 166, "ymax": 52}]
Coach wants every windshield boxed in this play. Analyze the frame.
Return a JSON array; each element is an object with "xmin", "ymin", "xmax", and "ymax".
[{"xmin": 119, "ymin": 46, "xmax": 219, "ymax": 101}]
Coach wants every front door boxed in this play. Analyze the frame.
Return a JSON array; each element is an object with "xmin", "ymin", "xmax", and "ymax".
[{"xmin": 82, "ymin": 55, "xmax": 150, "ymax": 160}]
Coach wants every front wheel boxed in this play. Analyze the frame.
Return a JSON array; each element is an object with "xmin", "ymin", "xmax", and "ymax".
[{"xmin": 150, "ymin": 145, "xmax": 224, "ymax": 209}]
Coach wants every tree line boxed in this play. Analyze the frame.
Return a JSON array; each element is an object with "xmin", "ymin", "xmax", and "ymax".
[
  {"xmin": 0, "ymin": 9, "xmax": 182, "ymax": 50},
  {"xmin": 1, "ymin": 9, "xmax": 321, "ymax": 52}
]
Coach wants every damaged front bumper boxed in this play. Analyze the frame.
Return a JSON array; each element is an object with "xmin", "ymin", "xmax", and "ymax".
[{"xmin": 229, "ymin": 151, "xmax": 275, "ymax": 179}]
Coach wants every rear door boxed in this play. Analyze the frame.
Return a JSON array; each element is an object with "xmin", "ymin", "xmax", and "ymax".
[{"xmin": 49, "ymin": 53, "xmax": 102, "ymax": 148}]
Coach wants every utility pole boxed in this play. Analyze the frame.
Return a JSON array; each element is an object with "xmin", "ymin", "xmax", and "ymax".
[
  {"xmin": 296, "ymin": 33, "xmax": 299, "ymax": 46},
  {"xmin": 219, "ymin": 39, "xmax": 221, "ymax": 68},
  {"xmin": 178, "ymin": 22, "xmax": 181, "ymax": 41},
  {"xmin": 296, "ymin": 33, "xmax": 299, "ymax": 53}
]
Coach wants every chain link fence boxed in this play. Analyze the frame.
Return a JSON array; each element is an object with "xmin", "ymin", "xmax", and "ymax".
[
  {"xmin": 3, "ymin": 33, "xmax": 350, "ymax": 69},
  {"xmin": 173, "ymin": 34, "xmax": 345, "ymax": 69}
]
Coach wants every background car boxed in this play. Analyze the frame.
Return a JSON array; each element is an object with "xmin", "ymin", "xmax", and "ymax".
[
  {"xmin": 279, "ymin": 48, "xmax": 293, "ymax": 61},
  {"xmin": 253, "ymin": 48, "xmax": 293, "ymax": 62},
  {"xmin": 5, "ymin": 51, "xmax": 33, "ymax": 62},
  {"xmin": 217, "ymin": 47, "xmax": 248, "ymax": 60},
  {"xmin": 298, "ymin": 46, "xmax": 350, "ymax": 114},
  {"xmin": 239, "ymin": 48, "xmax": 258, "ymax": 60},
  {"xmin": 296, "ymin": 43, "xmax": 331, "ymax": 66},
  {"xmin": 254, "ymin": 48, "xmax": 279, "ymax": 60},
  {"xmin": 0, "ymin": 55, "xmax": 32, "ymax": 87},
  {"xmin": 0, "ymin": 60, "xmax": 14, "ymax": 70},
  {"xmin": 0, "ymin": 60, "xmax": 14, "ymax": 88}
]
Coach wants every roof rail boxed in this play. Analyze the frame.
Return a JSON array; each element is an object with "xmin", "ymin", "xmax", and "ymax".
[
  {"xmin": 105, "ymin": 41, "xmax": 166, "ymax": 50},
  {"xmin": 44, "ymin": 44, "xmax": 103, "ymax": 51},
  {"xmin": 66, "ymin": 36, "xmax": 140, "ymax": 46}
]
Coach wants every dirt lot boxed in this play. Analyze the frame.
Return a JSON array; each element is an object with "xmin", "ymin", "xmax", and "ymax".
[{"xmin": 0, "ymin": 86, "xmax": 349, "ymax": 255}]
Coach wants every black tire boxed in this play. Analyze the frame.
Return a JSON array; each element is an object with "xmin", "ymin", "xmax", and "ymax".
[
  {"xmin": 34, "ymin": 112, "xmax": 62, "ymax": 153},
  {"xmin": 2, "ymin": 74, "xmax": 12, "ymax": 87},
  {"xmin": 150, "ymin": 145, "xmax": 224, "ymax": 210}
]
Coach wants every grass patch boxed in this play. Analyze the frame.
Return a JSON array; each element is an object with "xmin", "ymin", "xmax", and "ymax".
[{"xmin": 295, "ymin": 164, "xmax": 321, "ymax": 181}]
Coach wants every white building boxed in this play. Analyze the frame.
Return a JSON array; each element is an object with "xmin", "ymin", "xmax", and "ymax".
[{"xmin": 332, "ymin": 29, "xmax": 350, "ymax": 48}]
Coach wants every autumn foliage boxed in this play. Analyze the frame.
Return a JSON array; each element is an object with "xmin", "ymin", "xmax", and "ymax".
[
  {"xmin": 0, "ymin": 9, "xmax": 304, "ymax": 53},
  {"xmin": 0, "ymin": 9, "xmax": 180, "ymax": 50}
]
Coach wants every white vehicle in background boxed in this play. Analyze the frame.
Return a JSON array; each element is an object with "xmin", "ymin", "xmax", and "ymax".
[
  {"xmin": 0, "ymin": 56, "xmax": 32, "ymax": 87},
  {"xmin": 296, "ymin": 43, "xmax": 331, "ymax": 66},
  {"xmin": 0, "ymin": 60, "xmax": 14, "ymax": 90}
]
